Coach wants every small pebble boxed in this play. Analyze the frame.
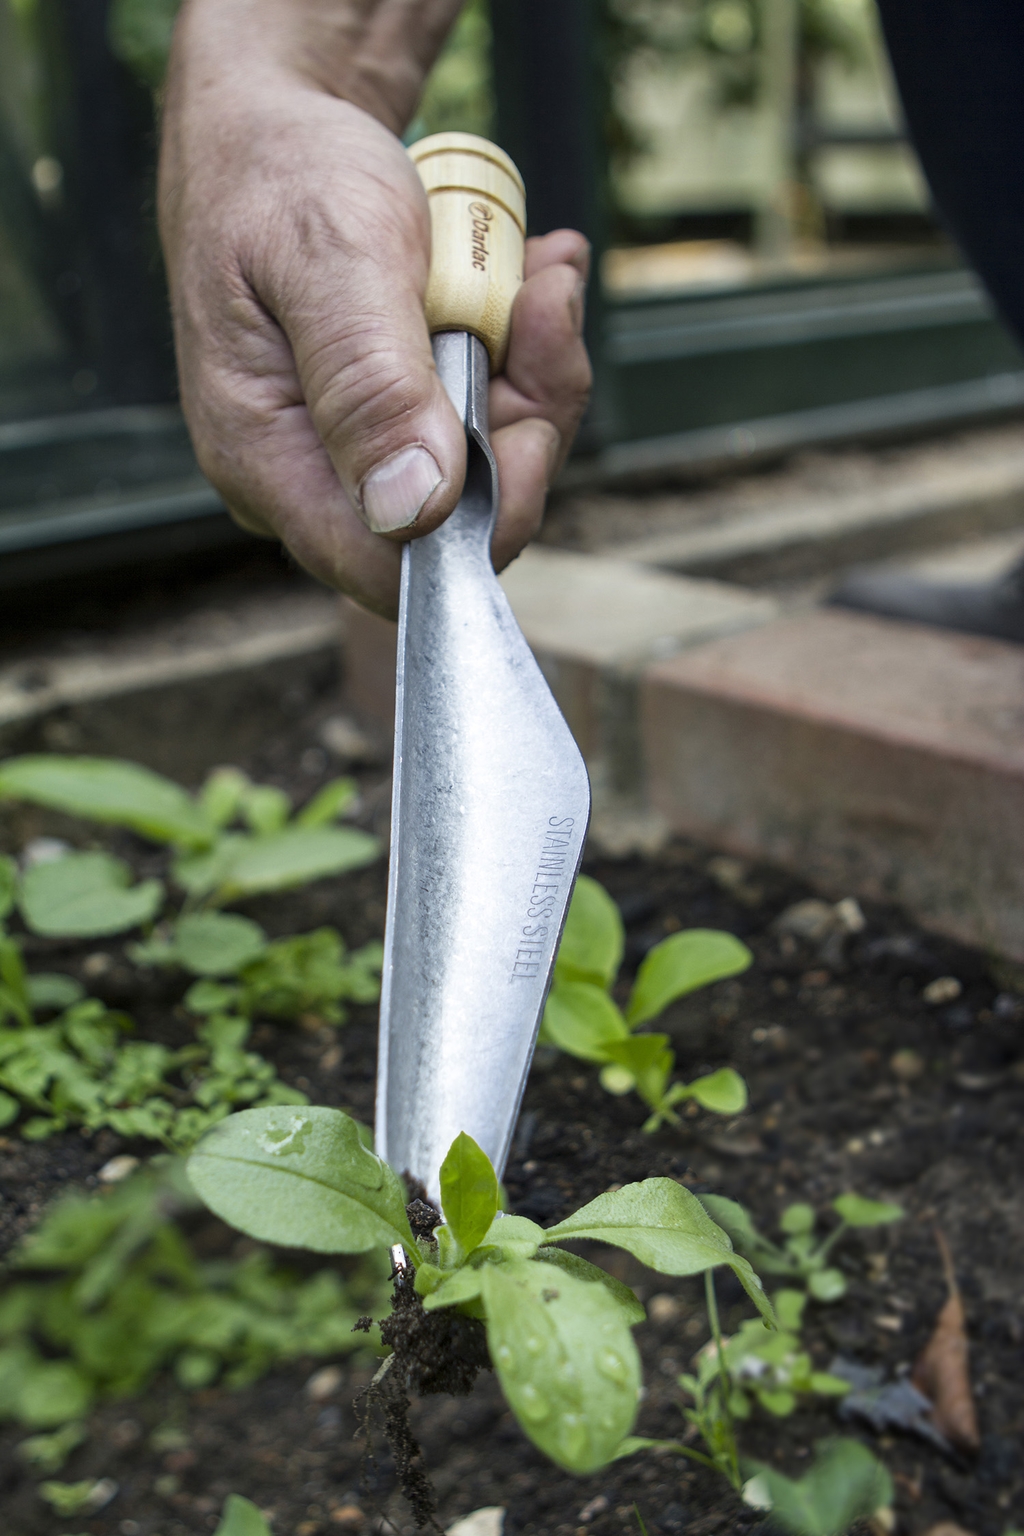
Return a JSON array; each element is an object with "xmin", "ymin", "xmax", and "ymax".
[
  {"xmin": 447, "ymin": 1510, "xmax": 505, "ymax": 1536},
  {"xmin": 834, "ymin": 896, "xmax": 866, "ymax": 933},
  {"xmin": 22, "ymin": 836, "xmax": 70, "ymax": 867},
  {"xmin": 98, "ymin": 1155, "xmax": 140, "ymax": 1183},
  {"xmin": 306, "ymin": 1365, "xmax": 343, "ymax": 1401},
  {"xmin": 329, "ymin": 1507, "xmax": 366, "ymax": 1529},
  {"xmin": 648, "ymin": 1294, "xmax": 681, "ymax": 1324},
  {"xmin": 890, "ymin": 1048, "xmax": 925, "ymax": 1082},
  {"xmin": 923, "ymin": 976, "xmax": 961, "ymax": 1005}
]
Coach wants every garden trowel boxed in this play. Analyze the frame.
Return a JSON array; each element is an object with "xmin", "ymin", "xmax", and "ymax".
[{"xmin": 375, "ymin": 133, "xmax": 591, "ymax": 1208}]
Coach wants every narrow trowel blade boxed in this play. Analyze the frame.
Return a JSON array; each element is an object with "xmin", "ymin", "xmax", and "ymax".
[{"xmin": 375, "ymin": 337, "xmax": 591, "ymax": 1206}]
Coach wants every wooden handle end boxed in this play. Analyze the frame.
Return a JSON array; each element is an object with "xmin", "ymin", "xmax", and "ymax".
[{"xmin": 409, "ymin": 131, "xmax": 526, "ymax": 372}]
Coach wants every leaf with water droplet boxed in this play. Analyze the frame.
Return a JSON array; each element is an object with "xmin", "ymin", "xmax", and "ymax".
[
  {"xmin": 187, "ymin": 1105, "xmax": 414, "ymax": 1255},
  {"xmin": 482, "ymin": 1260, "xmax": 640, "ymax": 1473},
  {"xmin": 543, "ymin": 1178, "xmax": 775, "ymax": 1325}
]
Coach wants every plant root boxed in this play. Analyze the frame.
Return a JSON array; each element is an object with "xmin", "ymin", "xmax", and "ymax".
[{"xmin": 355, "ymin": 1209, "xmax": 491, "ymax": 1531}]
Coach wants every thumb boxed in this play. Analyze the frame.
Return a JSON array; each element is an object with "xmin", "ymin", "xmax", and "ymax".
[{"xmin": 254, "ymin": 180, "xmax": 466, "ymax": 538}]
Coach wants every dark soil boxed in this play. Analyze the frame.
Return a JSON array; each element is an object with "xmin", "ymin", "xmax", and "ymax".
[{"xmin": 2, "ymin": 772, "xmax": 1023, "ymax": 1536}]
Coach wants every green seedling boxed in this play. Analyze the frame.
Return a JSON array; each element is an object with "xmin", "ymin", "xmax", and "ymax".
[
  {"xmin": 17, "ymin": 1420, "xmax": 89, "ymax": 1474},
  {"xmin": 37, "ymin": 1478, "xmax": 102, "ymax": 1516},
  {"xmin": 0, "ymin": 755, "xmax": 380, "ymax": 936},
  {"xmin": 0, "ymin": 965, "xmax": 306, "ymax": 1145},
  {"xmin": 134, "ymin": 916, "xmax": 383, "ymax": 1026},
  {"xmin": 698, "ymin": 1193, "xmax": 903, "ymax": 1301},
  {"xmin": 716, "ymin": 1288, "xmax": 849, "ymax": 1418},
  {"xmin": 742, "ymin": 1437, "xmax": 894, "ymax": 1536},
  {"xmin": 213, "ymin": 1495, "xmax": 273, "ymax": 1536},
  {"xmin": 539, "ymin": 875, "xmax": 752, "ymax": 1130},
  {"xmin": 0, "ymin": 1162, "xmax": 384, "ymax": 1436},
  {"xmin": 622, "ymin": 1291, "xmax": 890, "ymax": 1536},
  {"xmin": 186, "ymin": 1107, "xmax": 775, "ymax": 1477}
]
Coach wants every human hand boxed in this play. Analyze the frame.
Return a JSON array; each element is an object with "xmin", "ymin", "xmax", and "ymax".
[{"xmin": 158, "ymin": 0, "xmax": 591, "ymax": 616}]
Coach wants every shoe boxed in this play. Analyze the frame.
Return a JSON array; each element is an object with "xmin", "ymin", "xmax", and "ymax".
[{"xmin": 827, "ymin": 557, "xmax": 1024, "ymax": 645}]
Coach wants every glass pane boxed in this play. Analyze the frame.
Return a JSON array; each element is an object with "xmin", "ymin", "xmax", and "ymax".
[{"xmin": 604, "ymin": 0, "xmax": 952, "ymax": 301}]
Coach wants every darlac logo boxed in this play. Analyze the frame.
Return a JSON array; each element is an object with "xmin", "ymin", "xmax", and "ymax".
[{"xmin": 469, "ymin": 201, "xmax": 494, "ymax": 271}]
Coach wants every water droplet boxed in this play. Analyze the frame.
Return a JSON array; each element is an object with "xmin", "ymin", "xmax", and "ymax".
[
  {"xmin": 495, "ymin": 1344, "xmax": 514, "ymax": 1371},
  {"xmin": 517, "ymin": 1383, "xmax": 550, "ymax": 1422},
  {"xmin": 525, "ymin": 1335, "xmax": 543, "ymax": 1356},
  {"xmin": 597, "ymin": 1349, "xmax": 628, "ymax": 1384},
  {"xmin": 257, "ymin": 1114, "xmax": 310, "ymax": 1155},
  {"xmin": 558, "ymin": 1412, "xmax": 588, "ymax": 1460},
  {"xmin": 556, "ymin": 1360, "xmax": 578, "ymax": 1387}
]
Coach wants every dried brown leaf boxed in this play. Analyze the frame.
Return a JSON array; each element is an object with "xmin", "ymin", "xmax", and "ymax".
[
  {"xmin": 911, "ymin": 1231, "xmax": 980, "ymax": 1452},
  {"xmin": 919, "ymin": 1524, "xmax": 976, "ymax": 1536}
]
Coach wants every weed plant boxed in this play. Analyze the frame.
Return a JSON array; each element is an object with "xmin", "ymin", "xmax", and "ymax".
[
  {"xmin": 185, "ymin": 1107, "xmax": 774, "ymax": 1484},
  {"xmin": 0, "ymin": 1161, "xmax": 385, "ymax": 1441},
  {"xmin": 0, "ymin": 755, "xmax": 380, "ymax": 934},
  {"xmin": 699, "ymin": 1192, "xmax": 903, "ymax": 1302}
]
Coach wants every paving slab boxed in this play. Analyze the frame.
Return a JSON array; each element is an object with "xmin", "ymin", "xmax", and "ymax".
[
  {"xmin": 640, "ymin": 609, "xmax": 1024, "ymax": 958},
  {"xmin": 0, "ymin": 586, "xmax": 341, "ymax": 782},
  {"xmin": 609, "ymin": 449, "xmax": 1024, "ymax": 584}
]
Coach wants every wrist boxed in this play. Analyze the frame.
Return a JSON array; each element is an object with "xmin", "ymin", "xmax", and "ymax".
[{"xmin": 166, "ymin": 0, "xmax": 462, "ymax": 134}]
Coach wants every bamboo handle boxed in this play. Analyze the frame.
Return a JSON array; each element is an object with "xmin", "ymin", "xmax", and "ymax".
[{"xmin": 409, "ymin": 131, "xmax": 526, "ymax": 374}]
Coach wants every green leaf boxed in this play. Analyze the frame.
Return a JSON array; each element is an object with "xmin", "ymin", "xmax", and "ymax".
[
  {"xmin": 186, "ymin": 1105, "xmax": 415, "ymax": 1255},
  {"xmin": 535, "ymin": 1247, "xmax": 646, "ymax": 1326},
  {"xmin": 774, "ymin": 1289, "xmax": 807, "ymax": 1331},
  {"xmin": 214, "ymin": 1494, "xmax": 273, "ymax": 1536},
  {"xmin": 19, "ymin": 1360, "xmax": 92, "ymax": 1426},
  {"xmin": 742, "ymin": 1437, "xmax": 893, "ymax": 1536},
  {"xmin": 625, "ymin": 930, "xmax": 752, "ymax": 1027},
  {"xmin": 0, "ymin": 855, "xmax": 16, "ymax": 921},
  {"xmin": 601, "ymin": 1034, "xmax": 674, "ymax": 1111},
  {"xmin": 16, "ymin": 1421, "xmax": 88, "ymax": 1475},
  {"xmin": 297, "ymin": 777, "xmax": 358, "ymax": 827},
  {"xmin": 0, "ymin": 1090, "xmax": 19, "ymax": 1127},
  {"xmin": 807, "ymin": 1268, "xmax": 847, "ymax": 1302},
  {"xmin": 544, "ymin": 1179, "xmax": 774, "ymax": 1324},
  {"xmin": 482, "ymin": 1259, "xmax": 641, "ymax": 1472},
  {"xmin": 697, "ymin": 1195, "xmax": 781, "ymax": 1262},
  {"xmin": 198, "ymin": 767, "xmax": 250, "ymax": 828},
  {"xmin": 479, "ymin": 1213, "xmax": 545, "ymax": 1261},
  {"xmin": 831, "ymin": 1194, "xmax": 903, "ymax": 1228},
  {"xmin": 26, "ymin": 974, "xmax": 86, "ymax": 1012},
  {"xmin": 38, "ymin": 1478, "xmax": 98, "ymax": 1515},
  {"xmin": 183, "ymin": 980, "xmax": 239, "ymax": 1015},
  {"xmin": 175, "ymin": 825, "xmax": 380, "ymax": 901},
  {"xmin": 421, "ymin": 1266, "xmax": 484, "ymax": 1313},
  {"xmin": 542, "ymin": 982, "xmax": 629, "ymax": 1062},
  {"xmin": 809, "ymin": 1372, "xmax": 851, "ymax": 1397},
  {"xmin": 554, "ymin": 875, "xmax": 624, "ymax": 988},
  {"xmin": 0, "ymin": 755, "xmax": 212, "ymax": 848},
  {"xmin": 439, "ymin": 1132, "xmax": 499, "ymax": 1256},
  {"xmin": 780, "ymin": 1203, "xmax": 816, "ymax": 1235},
  {"xmin": 173, "ymin": 913, "xmax": 267, "ymax": 976},
  {"xmin": 19, "ymin": 853, "xmax": 164, "ymax": 938},
  {"xmin": 240, "ymin": 784, "xmax": 291, "ymax": 835},
  {"xmin": 684, "ymin": 1067, "xmax": 748, "ymax": 1115}
]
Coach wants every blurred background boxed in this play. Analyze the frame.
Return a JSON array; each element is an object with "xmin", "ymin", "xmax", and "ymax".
[{"xmin": 1, "ymin": 0, "xmax": 1023, "ymax": 590}]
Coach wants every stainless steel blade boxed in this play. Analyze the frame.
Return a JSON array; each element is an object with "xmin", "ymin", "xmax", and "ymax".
[{"xmin": 375, "ymin": 331, "xmax": 591, "ymax": 1206}]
